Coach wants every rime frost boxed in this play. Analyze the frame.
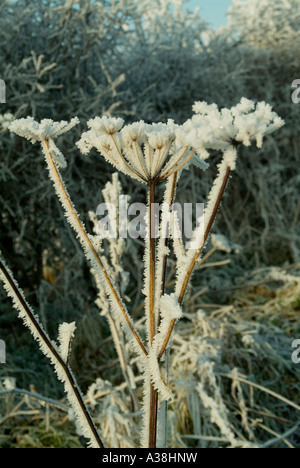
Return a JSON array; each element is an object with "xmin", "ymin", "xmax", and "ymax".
[
  {"xmin": 58, "ymin": 321, "xmax": 76, "ymax": 363},
  {"xmin": 87, "ymin": 116, "xmax": 124, "ymax": 135},
  {"xmin": 77, "ymin": 117, "xmax": 202, "ymax": 183},
  {"xmin": 9, "ymin": 117, "xmax": 79, "ymax": 143},
  {"xmin": 0, "ymin": 113, "xmax": 14, "ymax": 131},
  {"xmin": 77, "ymin": 99, "xmax": 283, "ymax": 187},
  {"xmin": 177, "ymin": 99, "xmax": 284, "ymax": 152},
  {"xmin": 9, "ymin": 117, "xmax": 79, "ymax": 168}
]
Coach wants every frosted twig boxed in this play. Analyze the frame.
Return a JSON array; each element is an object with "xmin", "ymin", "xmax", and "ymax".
[
  {"xmin": 220, "ymin": 373, "xmax": 300, "ymax": 412},
  {"xmin": 155, "ymin": 173, "xmax": 178, "ymax": 328}
]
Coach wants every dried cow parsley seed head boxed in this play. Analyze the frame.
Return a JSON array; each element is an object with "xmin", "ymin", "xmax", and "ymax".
[
  {"xmin": 9, "ymin": 117, "xmax": 80, "ymax": 143},
  {"xmin": 76, "ymin": 117, "xmax": 200, "ymax": 184},
  {"xmin": 9, "ymin": 117, "xmax": 80, "ymax": 168},
  {"xmin": 76, "ymin": 99, "xmax": 284, "ymax": 184},
  {"xmin": 183, "ymin": 98, "xmax": 284, "ymax": 152},
  {"xmin": 87, "ymin": 116, "xmax": 124, "ymax": 135},
  {"xmin": 121, "ymin": 120, "xmax": 147, "ymax": 144}
]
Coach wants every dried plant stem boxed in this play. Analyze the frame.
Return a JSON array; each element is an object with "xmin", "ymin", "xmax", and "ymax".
[
  {"xmin": 134, "ymin": 140, "xmax": 149, "ymax": 180},
  {"xmin": 0, "ymin": 388, "xmax": 69, "ymax": 412},
  {"xmin": 148, "ymin": 384, "xmax": 158, "ymax": 448},
  {"xmin": 148, "ymin": 180, "xmax": 158, "ymax": 448},
  {"xmin": 220, "ymin": 373, "xmax": 300, "ymax": 412},
  {"xmin": 158, "ymin": 173, "xmax": 178, "ymax": 328},
  {"xmin": 152, "ymin": 174, "xmax": 178, "ymax": 449},
  {"xmin": 43, "ymin": 140, "xmax": 147, "ymax": 357},
  {"xmin": 158, "ymin": 166, "xmax": 231, "ymax": 361},
  {"xmin": 0, "ymin": 258, "xmax": 104, "ymax": 449},
  {"xmin": 149, "ymin": 181, "xmax": 156, "ymax": 343}
]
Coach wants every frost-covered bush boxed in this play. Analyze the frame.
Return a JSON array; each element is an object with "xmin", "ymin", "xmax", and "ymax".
[
  {"xmin": 0, "ymin": 0, "xmax": 133, "ymax": 318},
  {"xmin": 227, "ymin": 0, "xmax": 300, "ymax": 54}
]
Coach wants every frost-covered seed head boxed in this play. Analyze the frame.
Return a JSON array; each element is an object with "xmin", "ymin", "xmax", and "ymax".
[
  {"xmin": 146, "ymin": 121, "xmax": 177, "ymax": 150},
  {"xmin": 87, "ymin": 116, "xmax": 124, "ymax": 135},
  {"xmin": 77, "ymin": 117, "xmax": 192, "ymax": 183},
  {"xmin": 79, "ymin": 98, "xmax": 285, "ymax": 184},
  {"xmin": 182, "ymin": 99, "xmax": 284, "ymax": 153},
  {"xmin": 121, "ymin": 121, "xmax": 147, "ymax": 144},
  {"xmin": 9, "ymin": 117, "xmax": 79, "ymax": 144}
]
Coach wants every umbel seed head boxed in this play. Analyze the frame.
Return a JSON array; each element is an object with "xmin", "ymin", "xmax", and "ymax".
[{"xmin": 76, "ymin": 100, "xmax": 284, "ymax": 184}]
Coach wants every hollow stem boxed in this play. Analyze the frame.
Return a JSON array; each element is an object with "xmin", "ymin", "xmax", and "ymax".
[
  {"xmin": 158, "ymin": 173, "xmax": 178, "ymax": 329},
  {"xmin": 148, "ymin": 180, "xmax": 158, "ymax": 448}
]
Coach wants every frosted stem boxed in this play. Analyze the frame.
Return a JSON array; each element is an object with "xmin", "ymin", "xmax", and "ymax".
[
  {"xmin": 156, "ymin": 173, "xmax": 178, "ymax": 328},
  {"xmin": 0, "ymin": 257, "xmax": 104, "ymax": 449},
  {"xmin": 148, "ymin": 180, "xmax": 158, "ymax": 448},
  {"xmin": 106, "ymin": 312, "xmax": 139, "ymax": 410},
  {"xmin": 148, "ymin": 181, "xmax": 156, "ymax": 343}
]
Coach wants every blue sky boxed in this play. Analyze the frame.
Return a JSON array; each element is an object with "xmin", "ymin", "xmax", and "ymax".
[{"xmin": 185, "ymin": 0, "xmax": 233, "ymax": 28}]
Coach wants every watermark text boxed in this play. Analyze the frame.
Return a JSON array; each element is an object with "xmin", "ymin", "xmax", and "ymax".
[
  {"xmin": 291, "ymin": 79, "xmax": 300, "ymax": 104},
  {"xmin": 292, "ymin": 339, "xmax": 300, "ymax": 364},
  {"xmin": 0, "ymin": 80, "xmax": 6, "ymax": 103},
  {"xmin": 95, "ymin": 198, "xmax": 204, "ymax": 249},
  {"xmin": 0, "ymin": 339, "xmax": 6, "ymax": 364}
]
